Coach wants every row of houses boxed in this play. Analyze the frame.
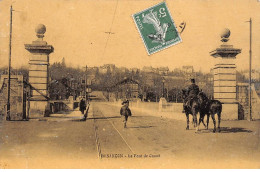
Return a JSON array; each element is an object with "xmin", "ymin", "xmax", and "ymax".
[{"xmin": 87, "ymin": 64, "xmax": 195, "ymax": 76}]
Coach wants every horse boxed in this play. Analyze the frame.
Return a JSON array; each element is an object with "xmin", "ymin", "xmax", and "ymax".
[
  {"xmin": 182, "ymin": 89, "xmax": 201, "ymax": 132},
  {"xmin": 197, "ymin": 91, "xmax": 222, "ymax": 133}
]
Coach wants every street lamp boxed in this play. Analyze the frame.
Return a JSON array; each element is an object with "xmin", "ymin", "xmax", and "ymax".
[
  {"xmin": 162, "ymin": 78, "xmax": 166, "ymax": 98},
  {"xmin": 82, "ymin": 65, "xmax": 88, "ymax": 100},
  {"xmin": 245, "ymin": 18, "xmax": 252, "ymax": 121},
  {"xmin": 6, "ymin": 5, "xmax": 13, "ymax": 121}
]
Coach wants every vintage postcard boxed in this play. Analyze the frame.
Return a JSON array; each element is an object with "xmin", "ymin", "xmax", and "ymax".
[{"xmin": 0, "ymin": 0, "xmax": 259, "ymax": 169}]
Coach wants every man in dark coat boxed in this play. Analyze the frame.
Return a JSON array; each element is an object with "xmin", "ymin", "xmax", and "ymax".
[
  {"xmin": 187, "ymin": 79, "xmax": 200, "ymax": 98},
  {"xmin": 183, "ymin": 79, "xmax": 200, "ymax": 112},
  {"xmin": 120, "ymin": 100, "xmax": 132, "ymax": 128},
  {"xmin": 79, "ymin": 98, "xmax": 86, "ymax": 115}
]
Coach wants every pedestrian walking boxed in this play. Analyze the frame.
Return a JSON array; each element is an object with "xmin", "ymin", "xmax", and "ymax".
[
  {"xmin": 120, "ymin": 100, "xmax": 132, "ymax": 128},
  {"xmin": 79, "ymin": 98, "xmax": 86, "ymax": 115}
]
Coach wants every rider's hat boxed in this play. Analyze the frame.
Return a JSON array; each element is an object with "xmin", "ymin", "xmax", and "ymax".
[{"xmin": 190, "ymin": 78, "xmax": 195, "ymax": 83}]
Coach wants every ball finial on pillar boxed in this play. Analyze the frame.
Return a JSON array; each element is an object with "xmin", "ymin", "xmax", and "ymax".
[
  {"xmin": 25, "ymin": 24, "xmax": 53, "ymax": 117},
  {"xmin": 35, "ymin": 24, "xmax": 46, "ymax": 40},
  {"xmin": 220, "ymin": 28, "xmax": 231, "ymax": 42},
  {"xmin": 210, "ymin": 28, "xmax": 241, "ymax": 120}
]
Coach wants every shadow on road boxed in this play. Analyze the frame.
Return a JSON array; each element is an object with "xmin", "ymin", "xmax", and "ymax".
[
  {"xmin": 219, "ymin": 127, "xmax": 252, "ymax": 133},
  {"xmin": 71, "ymin": 119, "xmax": 86, "ymax": 122},
  {"xmin": 127, "ymin": 125, "xmax": 155, "ymax": 129},
  {"xmin": 87, "ymin": 116, "xmax": 121, "ymax": 120},
  {"xmin": 70, "ymin": 115, "xmax": 149, "ymax": 122},
  {"xmin": 48, "ymin": 116, "xmax": 78, "ymax": 118},
  {"xmin": 199, "ymin": 127, "xmax": 252, "ymax": 133},
  {"xmin": 54, "ymin": 111, "xmax": 74, "ymax": 114},
  {"xmin": 129, "ymin": 116, "xmax": 147, "ymax": 118}
]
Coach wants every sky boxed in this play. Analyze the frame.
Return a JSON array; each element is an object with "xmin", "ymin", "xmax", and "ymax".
[{"xmin": 0, "ymin": 0, "xmax": 259, "ymax": 73}]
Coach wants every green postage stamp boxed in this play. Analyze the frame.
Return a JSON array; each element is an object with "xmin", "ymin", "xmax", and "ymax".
[{"xmin": 133, "ymin": 2, "xmax": 182, "ymax": 55}]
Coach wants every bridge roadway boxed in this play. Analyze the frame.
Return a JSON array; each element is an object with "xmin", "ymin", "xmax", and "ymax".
[{"xmin": 0, "ymin": 101, "xmax": 259, "ymax": 168}]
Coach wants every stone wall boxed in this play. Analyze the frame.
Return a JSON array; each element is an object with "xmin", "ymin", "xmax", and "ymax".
[{"xmin": 0, "ymin": 75, "xmax": 26, "ymax": 120}]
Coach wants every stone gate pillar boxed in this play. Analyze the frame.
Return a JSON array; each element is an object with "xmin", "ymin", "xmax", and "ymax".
[
  {"xmin": 210, "ymin": 28, "xmax": 241, "ymax": 120},
  {"xmin": 25, "ymin": 24, "xmax": 54, "ymax": 117}
]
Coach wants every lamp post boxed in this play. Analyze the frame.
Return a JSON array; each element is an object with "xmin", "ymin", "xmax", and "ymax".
[
  {"xmin": 159, "ymin": 77, "xmax": 167, "ymax": 112},
  {"xmin": 83, "ymin": 65, "xmax": 88, "ymax": 100},
  {"xmin": 245, "ymin": 18, "xmax": 252, "ymax": 121},
  {"xmin": 6, "ymin": 5, "xmax": 13, "ymax": 121},
  {"xmin": 162, "ymin": 78, "xmax": 165, "ymax": 98}
]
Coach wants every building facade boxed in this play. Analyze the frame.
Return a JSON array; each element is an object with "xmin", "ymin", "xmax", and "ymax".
[{"xmin": 111, "ymin": 78, "xmax": 140, "ymax": 101}]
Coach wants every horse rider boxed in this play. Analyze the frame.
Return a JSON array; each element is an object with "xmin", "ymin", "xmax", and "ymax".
[
  {"xmin": 120, "ymin": 100, "xmax": 132, "ymax": 128},
  {"xmin": 183, "ymin": 78, "xmax": 200, "ymax": 113}
]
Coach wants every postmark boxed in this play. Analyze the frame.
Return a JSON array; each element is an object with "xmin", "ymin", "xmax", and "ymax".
[{"xmin": 133, "ymin": 2, "xmax": 182, "ymax": 55}]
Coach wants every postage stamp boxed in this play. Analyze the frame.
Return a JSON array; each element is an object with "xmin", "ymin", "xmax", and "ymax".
[{"xmin": 133, "ymin": 2, "xmax": 182, "ymax": 55}]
